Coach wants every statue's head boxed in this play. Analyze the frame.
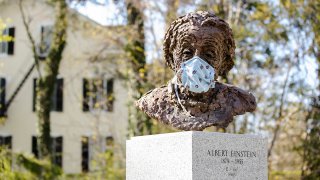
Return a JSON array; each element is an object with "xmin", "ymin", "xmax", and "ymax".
[{"xmin": 163, "ymin": 11, "xmax": 235, "ymax": 78}]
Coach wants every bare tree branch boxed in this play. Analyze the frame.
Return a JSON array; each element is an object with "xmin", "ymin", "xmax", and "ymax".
[
  {"xmin": 268, "ymin": 62, "xmax": 292, "ymax": 158},
  {"xmin": 19, "ymin": 0, "xmax": 42, "ymax": 78}
]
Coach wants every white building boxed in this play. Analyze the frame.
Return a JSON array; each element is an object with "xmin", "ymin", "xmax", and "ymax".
[{"xmin": 0, "ymin": 0, "xmax": 129, "ymax": 173}]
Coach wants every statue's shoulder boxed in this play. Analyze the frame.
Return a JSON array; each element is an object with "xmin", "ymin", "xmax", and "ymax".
[
  {"xmin": 141, "ymin": 85, "xmax": 168, "ymax": 98},
  {"xmin": 135, "ymin": 85, "xmax": 171, "ymax": 111},
  {"xmin": 214, "ymin": 82, "xmax": 257, "ymax": 114},
  {"xmin": 135, "ymin": 85, "xmax": 175, "ymax": 125}
]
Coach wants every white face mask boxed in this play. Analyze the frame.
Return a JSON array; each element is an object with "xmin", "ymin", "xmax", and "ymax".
[
  {"xmin": 173, "ymin": 56, "xmax": 215, "ymax": 93},
  {"xmin": 171, "ymin": 56, "xmax": 216, "ymax": 112}
]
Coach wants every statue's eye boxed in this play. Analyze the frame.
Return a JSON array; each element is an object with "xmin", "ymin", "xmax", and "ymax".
[
  {"xmin": 205, "ymin": 52, "xmax": 214, "ymax": 59},
  {"xmin": 183, "ymin": 49, "xmax": 193, "ymax": 56}
]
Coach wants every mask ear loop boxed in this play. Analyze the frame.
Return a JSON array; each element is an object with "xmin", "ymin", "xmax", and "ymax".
[{"xmin": 172, "ymin": 69, "xmax": 188, "ymax": 113}]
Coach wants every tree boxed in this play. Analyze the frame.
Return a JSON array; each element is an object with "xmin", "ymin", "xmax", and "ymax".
[
  {"xmin": 19, "ymin": 0, "xmax": 67, "ymax": 162},
  {"xmin": 126, "ymin": 0, "xmax": 153, "ymax": 136},
  {"xmin": 280, "ymin": 0, "xmax": 320, "ymax": 178}
]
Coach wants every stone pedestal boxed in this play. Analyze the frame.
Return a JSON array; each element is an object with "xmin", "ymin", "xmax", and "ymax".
[{"xmin": 126, "ymin": 131, "xmax": 268, "ymax": 180}]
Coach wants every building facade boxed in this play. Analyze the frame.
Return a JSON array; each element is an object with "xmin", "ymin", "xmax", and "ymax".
[{"xmin": 0, "ymin": 0, "xmax": 128, "ymax": 173}]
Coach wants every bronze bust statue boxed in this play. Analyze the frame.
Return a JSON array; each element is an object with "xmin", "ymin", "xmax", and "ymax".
[{"xmin": 136, "ymin": 11, "xmax": 256, "ymax": 131}]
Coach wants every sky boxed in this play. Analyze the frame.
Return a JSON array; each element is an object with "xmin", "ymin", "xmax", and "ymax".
[
  {"xmin": 69, "ymin": 0, "xmax": 127, "ymax": 26},
  {"xmin": 70, "ymin": 0, "xmax": 166, "ymax": 63}
]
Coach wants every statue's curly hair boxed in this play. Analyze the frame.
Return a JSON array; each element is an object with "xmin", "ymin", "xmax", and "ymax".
[{"xmin": 163, "ymin": 11, "xmax": 236, "ymax": 76}]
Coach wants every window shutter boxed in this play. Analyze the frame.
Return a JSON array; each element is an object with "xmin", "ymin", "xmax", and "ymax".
[
  {"xmin": 32, "ymin": 136, "xmax": 39, "ymax": 158},
  {"xmin": 51, "ymin": 84, "xmax": 57, "ymax": 111},
  {"xmin": 81, "ymin": 136, "xmax": 89, "ymax": 172},
  {"xmin": 106, "ymin": 136, "xmax": 114, "ymax": 148},
  {"xmin": 55, "ymin": 136, "xmax": 63, "ymax": 153},
  {"xmin": 105, "ymin": 136, "xmax": 114, "ymax": 164},
  {"xmin": 0, "ymin": 78, "xmax": 6, "ymax": 116},
  {"xmin": 39, "ymin": 26, "xmax": 52, "ymax": 60},
  {"xmin": 32, "ymin": 78, "xmax": 37, "ymax": 112},
  {"xmin": 106, "ymin": 79, "xmax": 114, "ymax": 111},
  {"xmin": 7, "ymin": 27, "xmax": 15, "ymax": 55},
  {"xmin": 41, "ymin": 26, "xmax": 44, "ymax": 34},
  {"xmin": 52, "ymin": 136, "xmax": 63, "ymax": 167},
  {"xmin": 56, "ymin": 78, "xmax": 63, "ymax": 112},
  {"xmin": 4, "ymin": 136, "xmax": 12, "ymax": 149},
  {"xmin": 83, "ymin": 79, "xmax": 89, "ymax": 112},
  {"xmin": 39, "ymin": 26, "xmax": 45, "ymax": 60}
]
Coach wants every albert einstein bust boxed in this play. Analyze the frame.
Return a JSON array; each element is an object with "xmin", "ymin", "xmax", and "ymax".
[{"xmin": 136, "ymin": 11, "xmax": 256, "ymax": 131}]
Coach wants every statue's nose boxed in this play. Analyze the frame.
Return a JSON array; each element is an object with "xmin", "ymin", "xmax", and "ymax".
[
  {"xmin": 194, "ymin": 50, "xmax": 206, "ymax": 60},
  {"xmin": 194, "ymin": 49, "xmax": 201, "ymax": 57}
]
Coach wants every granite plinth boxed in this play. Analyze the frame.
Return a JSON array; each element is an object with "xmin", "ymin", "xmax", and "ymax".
[{"xmin": 126, "ymin": 131, "xmax": 267, "ymax": 180}]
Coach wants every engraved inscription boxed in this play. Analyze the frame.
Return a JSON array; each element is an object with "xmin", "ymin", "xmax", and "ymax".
[
  {"xmin": 207, "ymin": 149, "xmax": 257, "ymax": 158},
  {"xmin": 207, "ymin": 149, "xmax": 258, "ymax": 177}
]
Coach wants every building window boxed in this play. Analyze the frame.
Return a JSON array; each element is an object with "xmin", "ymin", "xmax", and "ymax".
[
  {"xmin": 38, "ymin": 25, "xmax": 52, "ymax": 60},
  {"xmin": 0, "ymin": 135, "xmax": 12, "ymax": 149},
  {"xmin": 0, "ymin": 78, "xmax": 6, "ymax": 117},
  {"xmin": 0, "ymin": 27, "xmax": 15, "ymax": 55},
  {"xmin": 81, "ymin": 136, "xmax": 89, "ymax": 172},
  {"xmin": 83, "ymin": 78, "xmax": 114, "ymax": 112},
  {"xmin": 32, "ymin": 136, "xmax": 63, "ymax": 167},
  {"xmin": 81, "ymin": 136, "xmax": 114, "ymax": 172},
  {"xmin": 33, "ymin": 78, "xmax": 63, "ymax": 112}
]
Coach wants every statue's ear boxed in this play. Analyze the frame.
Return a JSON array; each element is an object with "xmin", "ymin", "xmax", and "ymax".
[
  {"xmin": 225, "ymin": 54, "xmax": 234, "ymax": 72},
  {"xmin": 218, "ymin": 54, "xmax": 234, "ymax": 77},
  {"xmin": 165, "ymin": 53, "xmax": 174, "ymax": 70},
  {"xmin": 163, "ymin": 23, "xmax": 175, "ymax": 70},
  {"xmin": 215, "ymin": 55, "xmax": 232, "ymax": 78}
]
